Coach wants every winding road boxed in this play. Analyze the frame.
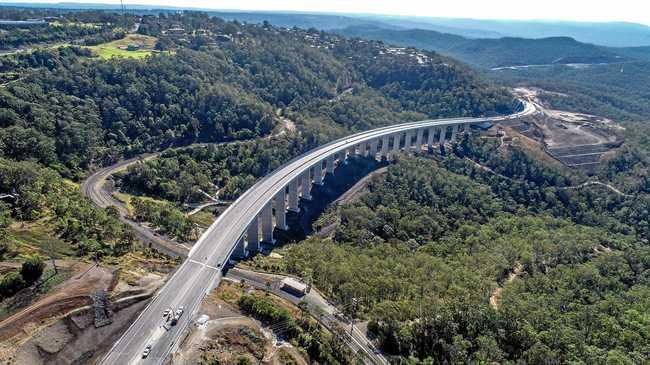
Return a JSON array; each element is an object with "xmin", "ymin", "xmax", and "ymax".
[
  {"xmin": 80, "ymin": 153, "xmax": 188, "ymax": 258},
  {"xmin": 99, "ymin": 101, "xmax": 536, "ymax": 365}
]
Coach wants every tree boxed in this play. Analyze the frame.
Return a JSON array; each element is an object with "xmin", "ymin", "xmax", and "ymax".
[
  {"xmin": 20, "ymin": 255, "xmax": 45, "ymax": 285},
  {"xmin": 0, "ymin": 271, "xmax": 26, "ymax": 298}
]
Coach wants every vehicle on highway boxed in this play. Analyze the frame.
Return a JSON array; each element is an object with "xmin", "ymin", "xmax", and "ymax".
[
  {"xmin": 163, "ymin": 308, "xmax": 171, "ymax": 318},
  {"xmin": 171, "ymin": 306, "xmax": 184, "ymax": 325},
  {"xmin": 142, "ymin": 344, "xmax": 151, "ymax": 358}
]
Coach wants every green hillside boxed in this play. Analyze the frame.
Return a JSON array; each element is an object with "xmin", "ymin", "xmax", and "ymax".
[{"xmin": 336, "ymin": 25, "xmax": 634, "ymax": 68}]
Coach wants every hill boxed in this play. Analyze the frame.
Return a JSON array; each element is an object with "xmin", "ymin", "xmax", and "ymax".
[
  {"xmin": 493, "ymin": 61, "xmax": 650, "ymax": 121},
  {"xmin": 252, "ymin": 137, "xmax": 650, "ymax": 363},
  {"xmin": 0, "ymin": 12, "xmax": 515, "ymax": 179},
  {"xmin": 336, "ymin": 25, "xmax": 637, "ymax": 68},
  {"xmin": 0, "ymin": 9, "xmax": 515, "ymax": 261},
  {"xmin": 5, "ymin": 4, "xmax": 650, "ymax": 47},
  {"xmin": 384, "ymin": 18, "xmax": 650, "ymax": 48}
]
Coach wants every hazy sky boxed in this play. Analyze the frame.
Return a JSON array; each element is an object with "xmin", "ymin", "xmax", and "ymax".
[{"xmin": 8, "ymin": 0, "xmax": 650, "ymax": 25}]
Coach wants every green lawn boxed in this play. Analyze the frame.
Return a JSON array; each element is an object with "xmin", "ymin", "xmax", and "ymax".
[{"xmin": 89, "ymin": 34, "xmax": 158, "ymax": 60}]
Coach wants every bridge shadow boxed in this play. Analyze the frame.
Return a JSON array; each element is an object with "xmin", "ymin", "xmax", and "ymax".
[{"xmin": 262, "ymin": 156, "xmax": 388, "ymax": 251}]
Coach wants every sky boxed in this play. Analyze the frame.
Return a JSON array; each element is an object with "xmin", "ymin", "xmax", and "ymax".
[{"xmin": 7, "ymin": 0, "xmax": 650, "ymax": 26}]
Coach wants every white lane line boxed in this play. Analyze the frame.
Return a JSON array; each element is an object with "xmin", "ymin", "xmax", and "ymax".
[
  {"xmin": 188, "ymin": 258, "xmax": 221, "ymax": 271},
  {"xmin": 108, "ymin": 101, "xmax": 536, "ymax": 364}
]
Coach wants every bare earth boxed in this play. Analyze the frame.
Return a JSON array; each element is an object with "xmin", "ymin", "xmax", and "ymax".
[
  {"xmin": 0, "ymin": 254, "xmax": 170, "ymax": 364},
  {"xmin": 172, "ymin": 281, "xmax": 308, "ymax": 365},
  {"xmin": 504, "ymin": 87, "xmax": 624, "ymax": 172}
]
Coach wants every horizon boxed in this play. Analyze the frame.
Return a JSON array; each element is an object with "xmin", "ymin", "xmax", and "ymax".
[{"xmin": 4, "ymin": 0, "xmax": 650, "ymax": 27}]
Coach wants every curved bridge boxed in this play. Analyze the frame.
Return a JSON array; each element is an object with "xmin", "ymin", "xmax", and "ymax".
[{"xmin": 101, "ymin": 101, "xmax": 536, "ymax": 365}]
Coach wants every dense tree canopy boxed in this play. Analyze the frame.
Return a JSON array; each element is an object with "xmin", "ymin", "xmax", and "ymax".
[
  {"xmin": 0, "ymin": 11, "xmax": 514, "ymax": 179},
  {"xmin": 117, "ymin": 135, "xmax": 307, "ymax": 204},
  {"xmin": 255, "ymin": 138, "xmax": 650, "ymax": 363}
]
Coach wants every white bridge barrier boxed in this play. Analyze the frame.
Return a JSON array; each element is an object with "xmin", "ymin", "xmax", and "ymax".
[{"xmin": 101, "ymin": 101, "xmax": 535, "ymax": 365}]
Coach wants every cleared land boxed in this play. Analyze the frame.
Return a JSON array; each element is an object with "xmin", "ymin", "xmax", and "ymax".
[
  {"xmin": 505, "ymin": 87, "xmax": 624, "ymax": 172},
  {"xmin": 0, "ymin": 252, "xmax": 174, "ymax": 364},
  {"xmin": 174, "ymin": 280, "xmax": 309, "ymax": 365},
  {"xmin": 89, "ymin": 34, "xmax": 158, "ymax": 59}
]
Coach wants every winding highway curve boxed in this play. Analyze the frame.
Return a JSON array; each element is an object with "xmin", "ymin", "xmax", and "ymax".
[
  {"xmin": 80, "ymin": 153, "xmax": 190, "ymax": 258},
  {"xmin": 99, "ymin": 101, "xmax": 536, "ymax": 365}
]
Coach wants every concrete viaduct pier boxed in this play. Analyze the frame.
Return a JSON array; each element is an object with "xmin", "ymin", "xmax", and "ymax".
[
  {"xmin": 100, "ymin": 100, "xmax": 535, "ymax": 365},
  {"xmin": 231, "ymin": 123, "xmax": 472, "ymax": 257}
]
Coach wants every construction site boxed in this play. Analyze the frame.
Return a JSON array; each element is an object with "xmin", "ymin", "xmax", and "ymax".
[
  {"xmin": 0, "ymin": 254, "xmax": 176, "ymax": 364},
  {"xmin": 502, "ymin": 87, "xmax": 624, "ymax": 172}
]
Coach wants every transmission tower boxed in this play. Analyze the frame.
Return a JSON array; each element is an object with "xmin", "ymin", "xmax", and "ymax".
[{"xmin": 120, "ymin": 0, "xmax": 126, "ymax": 30}]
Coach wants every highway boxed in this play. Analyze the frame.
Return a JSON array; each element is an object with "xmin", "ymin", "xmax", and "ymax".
[{"xmin": 100, "ymin": 101, "xmax": 535, "ymax": 365}]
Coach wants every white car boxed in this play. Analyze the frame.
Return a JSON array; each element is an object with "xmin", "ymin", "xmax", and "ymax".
[
  {"xmin": 142, "ymin": 344, "xmax": 152, "ymax": 358},
  {"xmin": 162, "ymin": 308, "xmax": 171, "ymax": 318},
  {"xmin": 175, "ymin": 306, "xmax": 184, "ymax": 317}
]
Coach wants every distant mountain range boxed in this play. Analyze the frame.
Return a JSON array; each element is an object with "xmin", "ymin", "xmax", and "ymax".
[
  {"xmin": 364, "ymin": 17, "xmax": 650, "ymax": 48},
  {"xmin": 335, "ymin": 25, "xmax": 650, "ymax": 69},
  {"xmin": 3, "ymin": 2, "xmax": 650, "ymax": 47},
  {"xmin": 3, "ymin": 1, "xmax": 650, "ymax": 69}
]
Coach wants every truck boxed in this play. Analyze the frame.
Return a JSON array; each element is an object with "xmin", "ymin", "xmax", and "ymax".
[
  {"xmin": 280, "ymin": 277, "xmax": 307, "ymax": 297},
  {"xmin": 170, "ymin": 306, "xmax": 184, "ymax": 325}
]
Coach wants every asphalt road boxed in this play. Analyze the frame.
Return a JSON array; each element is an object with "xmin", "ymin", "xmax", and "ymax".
[
  {"xmin": 100, "ymin": 103, "xmax": 536, "ymax": 365},
  {"xmin": 80, "ymin": 153, "xmax": 188, "ymax": 258}
]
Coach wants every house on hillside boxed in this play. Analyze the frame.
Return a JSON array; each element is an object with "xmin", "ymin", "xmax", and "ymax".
[{"xmin": 163, "ymin": 27, "xmax": 186, "ymax": 39}]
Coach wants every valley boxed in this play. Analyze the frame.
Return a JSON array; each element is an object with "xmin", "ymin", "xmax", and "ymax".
[{"xmin": 0, "ymin": 4, "xmax": 649, "ymax": 365}]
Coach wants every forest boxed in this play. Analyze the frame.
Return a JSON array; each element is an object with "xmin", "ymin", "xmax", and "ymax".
[
  {"xmin": 0, "ymin": 12, "xmax": 514, "ymax": 180},
  {"xmin": 1, "ymin": 8, "xmax": 647, "ymax": 364},
  {"xmin": 253, "ymin": 135, "xmax": 650, "ymax": 363},
  {"xmin": 117, "ymin": 135, "xmax": 307, "ymax": 204},
  {"xmin": 0, "ymin": 157, "xmax": 135, "ymax": 258},
  {"xmin": 0, "ymin": 11, "xmax": 130, "ymax": 49},
  {"xmin": 336, "ymin": 25, "xmax": 627, "ymax": 69},
  {"xmin": 0, "ymin": 8, "xmax": 517, "ymax": 310},
  {"xmin": 492, "ymin": 61, "xmax": 650, "ymax": 122}
]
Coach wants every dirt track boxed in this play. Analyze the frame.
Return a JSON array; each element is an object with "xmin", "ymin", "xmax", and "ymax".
[{"xmin": 0, "ymin": 263, "xmax": 116, "ymax": 343}]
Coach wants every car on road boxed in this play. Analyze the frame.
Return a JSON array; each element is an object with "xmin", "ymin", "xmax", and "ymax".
[
  {"xmin": 163, "ymin": 308, "xmax": 171, "ymax": 318},
  {"xmin": 171, "ymin": 306, "xmax": 184, "ymax": 325},
  {"xmin": 142, "ymin": 344, "xmax": 152, "ymax": 358}
]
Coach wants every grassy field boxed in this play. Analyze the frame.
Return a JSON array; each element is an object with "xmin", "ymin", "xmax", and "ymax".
[
  {"xmin": 7, "ymin": 221, "xmax": 76, "ymax": 258},
  {"xmin": 112, "ymin": 191, "xmax": 176, "ymax": 216},
  {"xmin": 188, "ymin": 209, "xmax": 217, "ymax": 227},
  {"xmin": 89, "ymin": 34, "xmax": 158, "ymax": 60}
]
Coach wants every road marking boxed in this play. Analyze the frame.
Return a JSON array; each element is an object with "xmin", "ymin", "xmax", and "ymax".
[
  {"xmin": 104, "ymin": 102, "xmax": 536, "ymax": 365},
  {"xmin": 188, "ymin": 258, "xmax": 221, "ymax": 271}
]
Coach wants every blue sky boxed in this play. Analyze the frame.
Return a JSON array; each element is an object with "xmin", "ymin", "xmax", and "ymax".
[{"xmin": 7, "ymin": 0, "xmax": 650, "ymax": 26}]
